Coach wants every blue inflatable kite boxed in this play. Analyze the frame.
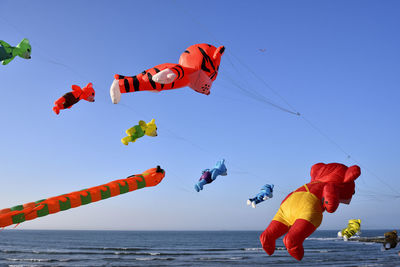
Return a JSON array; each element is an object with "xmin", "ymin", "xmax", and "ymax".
[
  {"xmin": 194, "ymin": 159, "xmax": 227, "ymax": 192},
  {"xmin": 247, "ymin": 184, "xmax": 274, "ymax": 208}
]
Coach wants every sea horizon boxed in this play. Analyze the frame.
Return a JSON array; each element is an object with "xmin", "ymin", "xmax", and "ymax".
[
  {"xmin": 1, "ymin": 229, "xmax": 398, "ymax": 266},
  {"xmin": 2, "ymin": 229, "xmax": 395, "ymax": 232}
]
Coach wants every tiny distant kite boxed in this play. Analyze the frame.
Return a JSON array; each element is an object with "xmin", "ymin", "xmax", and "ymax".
[
  {"xmin": 53, "ymin": 83, "xmax": 95, "ymax": 114},
  {"xmin": 259, "ymin": 48, "xmax": 266, "ymax": 52},
  {"xmin": 260, "ymin": 163, "xmax": 361, "ymax": 261},
  {"xmin": 337, "ymin": 219, "xmax": 361, "ymax": 241},
  {"xmin": 194, "ymin": 159, "xmax": 227, "ymax": 192},
  {"xmin": 383, "ymin": 230, "xmax": 398, "ymax": 250},
  {"xmin": 0, "ymin": 38, "xmax": 31, "ymax": 65},
  {"xmin": 121, "ymin": 119, "xmax": 158, "ymax": 145},
  {"xmin": 247, "ymin": 184, "xmax": 274, "ymax": 208},
  {"xmin": 110, "ymin": 43, "xmax": 225, "ymax": 104},
  {"xmin": 0, "ymin": 166, "xmax": 165, "ymax": 228}
]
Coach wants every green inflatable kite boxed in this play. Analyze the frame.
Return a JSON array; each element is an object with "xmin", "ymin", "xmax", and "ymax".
[{"xmin": 0, "ymin": 38, "xmax": 31, "ymax": 65}]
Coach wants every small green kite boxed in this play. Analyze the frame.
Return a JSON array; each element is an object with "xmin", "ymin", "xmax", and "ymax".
[{"xmin": 0, "ymin": 38, "xmax": 31, "ymax": 65}]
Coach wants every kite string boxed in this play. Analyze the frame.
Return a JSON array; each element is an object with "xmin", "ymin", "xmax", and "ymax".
[
  {"xmin": 172, "ymin": 1, "xmax": 400, "ymax": 198},
  {"xmin": 222, "ymin": 52, "xmax": 300, "ymax": 115},
  {"xmin": 219, "ymin": 71, "xmax": 300, "ymax": 115},
  {"xmin": 117, "ymin": 103, "xmax": 210, "ymax": 192},
  {"xmin": 3, "ymin": 10, "xmax": 397, "ymax": 198},
  {"xmin": 227, "ymin": 62, "xmax": 400, "ymax": 195},
  {"xmin": 173, "ymin": 0, "xmax": 299, "ymax": 116},
  {"xmin": 0, "ymin": 14, "xmax": 89, "ymax": 81},
  {"xmin": 227, "ymin": 50, "xmax": 301, "ymax": 115},
  {"xmin": 221, "ymin": 51, "xmax": 391, "ymax": 195},
  {"xmin": 117, "ymin": 103, "xmax": 274, "ymax": 188}
]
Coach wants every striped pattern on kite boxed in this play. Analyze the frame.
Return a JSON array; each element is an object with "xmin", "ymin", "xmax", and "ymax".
[{"xmin": 0, "ymin": 166, "xmax": 165, "ymax": 228}]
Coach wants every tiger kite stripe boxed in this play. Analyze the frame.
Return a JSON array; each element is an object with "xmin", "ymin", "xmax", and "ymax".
[{"xmin": 0, "ymin": 166, "xmax": 165, "ymax": 228}]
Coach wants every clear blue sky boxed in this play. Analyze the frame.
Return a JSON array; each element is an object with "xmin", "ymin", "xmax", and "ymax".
[{"xmin": 0, "ymin": 0, "xmax": 399, "ymax": 230}]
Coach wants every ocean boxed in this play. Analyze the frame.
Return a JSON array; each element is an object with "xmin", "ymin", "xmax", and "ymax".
[{"xmin": 0, "ymin": 230, "xmax": 398, "ymax": 266}]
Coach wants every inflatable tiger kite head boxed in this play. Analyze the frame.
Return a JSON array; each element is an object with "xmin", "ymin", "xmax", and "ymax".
[
  {"xmin": 179, "ymin": 43, "xmax": 225, "ymax": 95},
  {"xmin": 179, "ymin": 44, "xmax": 225, "ymax": 80}
]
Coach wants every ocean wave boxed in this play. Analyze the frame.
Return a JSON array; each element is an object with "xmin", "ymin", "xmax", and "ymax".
[
  {"xmin": 6, "ymin": 258, "xmax": 58, "ymax": 262},
  {"xmin": 1, "ymin": 249, "xmax": 31, "ymax": 254},
  {"xmin": 229, "ymin": 256, "xmax": 247, "ymax": 260},
  {"xmin": 73, "ymin": 246, "xmax": 238, "ymax": 252},
  {"xmin": 72, "ymin": 246, "xmax": 251, "ymax": 253},
  {"xmin": 197, "ymin": 248, "xmax": 240, "ymax": 251},
  {"xmin": 1, "ymin": 248, "xmax": 202, "ymax": 257},
  {"xmin": 113, "ymin": 251, "xmax": 199, "ymax": 256},
  {"xmin": 304, "ymin": 248, "xmax": 333, "ymax": 253},
  {"xmin": 1, "ymin": 249, "xmax": 115, "ymax": 256},
  {"xmin": 198, "ymin": 256, "xmax": 248, "ymax": 261},
  {"xmin": 306, "ymin": 237, "xmax": 339, "ymax": 241},
  {"xmin": 150, "ymin": 252, "xmax": 160, "ymax": 256},
  {"xmin": 243, "ymin": 247, "xmax": 263, "ymax": 251},
  {"xmin": 5, "ymin": 257, "xmax": 91, "ymax": 263},
  {"xmin": 74, "ymin": 246, "xmax": 143, "ymax": 251},
  {"xmin": 134, "ymin": 257, "xmax": 175, "ymax": 261}
]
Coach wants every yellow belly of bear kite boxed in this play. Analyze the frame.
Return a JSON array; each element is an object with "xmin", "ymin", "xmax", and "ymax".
[{"xmin": 273, "ymin": 190, "xmax": 323, "ymax": 228}]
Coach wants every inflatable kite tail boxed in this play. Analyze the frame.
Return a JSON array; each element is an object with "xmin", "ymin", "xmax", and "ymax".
[
  {"xmin": 116, "ymin": 72, "xmax": 165, "ymax": 94},
  {"xmin": 113, "ymin": 74, "xmax": 136, "ymax": 94},
  {"xmin": 283, "ymin": 219, "xmax": 316, "ymax": 261},
  {"xmin": 260, "ymin": 220, "xmax": 289, "ymax": 256},
  {"xmin": 111, "ymin": 73, "xmax": 152, "ymax": 104},
  {"xmin": 110, "ymin": 78, "xmax": 122, "ymax": 104}
]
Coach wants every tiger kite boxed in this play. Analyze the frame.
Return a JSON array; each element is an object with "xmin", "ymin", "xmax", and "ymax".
[
  {"xmin": 110, "ymin": 43, "xmax": 225, "ymax": 104},
  {"xmin": 337, "ymin": 219, "xmax": 361, "ymax": 241}
]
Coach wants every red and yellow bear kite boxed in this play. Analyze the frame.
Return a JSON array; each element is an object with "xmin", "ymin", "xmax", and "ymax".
[{"xmin": 260, "ymin": 162, "xmax": 361, "ymax": 261}]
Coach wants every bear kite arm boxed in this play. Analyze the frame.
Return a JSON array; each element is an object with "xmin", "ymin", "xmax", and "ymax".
[
  {"xmin": 71, "ymin": 85, "xmax": 82, "ymax": 92},
  {"xmin": 322, "ymin": 183, "xmax": 339, "ymax": 213},
  {"xmin": 0, "ymin": 40, "xmax": 11, "ymax": 48},
  {"xmin": 344, "ymin": 165, "xmax": 361, "ymax": 183}
]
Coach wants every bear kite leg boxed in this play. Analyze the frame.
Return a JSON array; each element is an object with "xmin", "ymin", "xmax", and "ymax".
[
  {"xmin": 283, "ymin": 219, "xmax": 316, "ymax": 261},
  {"xmin": 260, "ymin": 220, "xmax": 289, "ymax": 255},
  {"xmin": 53, "ymin": 98, "xmax": 65, "ymax": 115}
]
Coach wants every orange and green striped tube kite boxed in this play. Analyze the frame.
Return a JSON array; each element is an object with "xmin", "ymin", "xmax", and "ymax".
[{"xmin": 0, "ymin": 166, "xmax": 165, "ymax": 228}]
